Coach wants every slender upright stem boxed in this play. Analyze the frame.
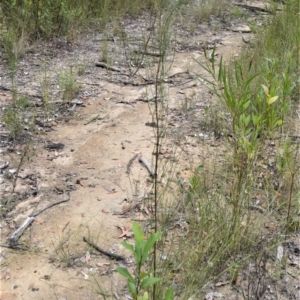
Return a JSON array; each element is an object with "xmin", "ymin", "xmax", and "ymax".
[{"xmin": 152, "ymin": 25, "xmax": 162, "ymax": 300}]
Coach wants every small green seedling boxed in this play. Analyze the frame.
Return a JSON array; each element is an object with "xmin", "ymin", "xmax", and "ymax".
[{"xmin": 117, "ymin": 222, "xmax": 173, "ymax": 300}]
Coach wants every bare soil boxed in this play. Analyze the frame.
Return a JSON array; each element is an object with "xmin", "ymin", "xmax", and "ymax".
[{"xmin": 0, "ymin": 2, "xmax": 299, "ymax": 299}]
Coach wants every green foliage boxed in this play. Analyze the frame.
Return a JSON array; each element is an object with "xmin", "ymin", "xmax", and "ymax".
[
  {"xmin": 3, "ymin": 96, "xmax": 31, "ymax": 140},
  {"xmin": 195, "ymin": 50, "xmax": 260, "ymax": 160},
  {"xmin": 2, "ymin": 27, "xmax": 22, "ymax": 77},
  {"xmin": 0, "ymin": 0, "xmax": 163, "ymax": 47},
  {"xmin": 195, "ymin": 47, "xmax": 296, "ymax": 162},
  {"xmin": 193, "ymin": 0, "xmax": 229, "ymax": 23},
  {"xmin": 58, "ymin": 67, "xmax": 80, "ymax": 100},
  {"xmin": 117, "ymin": 222, "xmax": 173, "ymax": 300}
]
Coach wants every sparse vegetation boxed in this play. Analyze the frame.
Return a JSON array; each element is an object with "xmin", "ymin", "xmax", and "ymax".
[
  {"xmin": 58, "ymin": 66, "xmax": 80, "ymax": 101},
  {"xmin": 0, "ymin": 0, "xmax": 299, "ymax": 299}
]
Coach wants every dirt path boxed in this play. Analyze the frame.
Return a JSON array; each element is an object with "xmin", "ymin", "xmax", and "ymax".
[{"xmin": 0, "ymin": 3, "xmax": 271, "ymax": 299}]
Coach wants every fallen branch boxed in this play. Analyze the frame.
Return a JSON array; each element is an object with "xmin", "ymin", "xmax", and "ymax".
[
  {"xmin": 0, "ymin": 243, "xmax": 29, "ymax": 250},
  {"xmin": 136, "ymin": 96, "xmax": 159, "ymax": 103},
  {"xmin": 126, "ymin": 154, "xmax": 138, "ymax": 174},
  {"xmin": 8, "ymin": 217, "xmax": 35, "ymax": 247},
  {"xmin": 133, "ymin": 49, "xmax": 162, "ymax": 57},
  {"xmin": 30, "ymin": 194, "xmax": 70, "ymax": 217},
  {"xmin": 139, "ymin": 157, "xmax": 155, "ymax": 177},
  {"xmin": 233, "ymin": 3, "xmax": 273, "ymax": 14},
  {"xmin": 0, "ymin": 85, "xmax": 12, "ymax": 91},
  {"xmin": 83, "ymin": 237, "xmax": 126, "ymax": 261},
  {"xmin": 95, "ymin": 62, "xmax": 122, "ymax": 72},
  {"xmin": 8, "ymin": 194, "xmax": 70, "ymax": 247}
]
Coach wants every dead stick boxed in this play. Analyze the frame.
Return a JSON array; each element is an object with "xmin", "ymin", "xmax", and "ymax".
[
  {"xmin": 30, "ymin": 194, "xmax": 70, "ymax": 217},
  {"xmin": 0, "ymin": 243, "xmax": 29, "ymax": 250},
  {"xmin": 8, "ymin": 194, "xmax": 70, "ymax": 247},
  {"xmin": 95, "ymin": 62, "xmax": 121, "ymax": 72},
  {"xmin": 8, "ymin": 217, "xmax": 35, "ymax": 247},
  {"xmin": 133, "ymin": 50, "xmax": 162, "ymax": 57},
  {"xmin": 139, "ymin": 157, "xmax": 154, "ymax": 177},
  {"xmin": 126, "ymin": 154, "xmax": 138, "ymax": 174},
  {"xmin": 83, "ymin": 237, "xmax": 125, "ymax": 261}
]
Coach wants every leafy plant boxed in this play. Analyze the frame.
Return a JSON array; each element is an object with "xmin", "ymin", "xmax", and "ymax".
[
  {"xmin": 58, "ymin": 66, "xmax": 80, "ymax": 100},
  {"xmin": 3, "ymin": 96, "xmax": 31, "ymax": 140},
  {"xmin": 117, "ymin": 222, "xmax": 173, "ymax": 300},
  {"xmin": 195, "ymin": 50, "xmax": 262, "ymax": 159}
]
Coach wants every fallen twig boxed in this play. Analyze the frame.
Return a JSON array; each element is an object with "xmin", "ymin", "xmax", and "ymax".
[
  {"xmin": 136, "ymin": 96, "xmax": 159, "ymax": 103},
  {"xmin": 83, "ymin": 237, "xmax": 126, "ymax": 261},
  {"xmin": 139, "ymin": 157, "xmax": 155, "ymax": 177},
  {"xmin": 233, "ymin": 3, "xmax": 273, "ymax": 14},
  {"xmin": 95, "ymin": 62, "xmax": 122, "ymax": 72},
  {"xmin": 133, "ymin": 49, "xmax": 162, "ymax": 57},
  {"xmin": 0, "ymin": 243, "xmax": 29, "ymax": 250},
  {"xmin": 8, "ymin": 217, "xmax": 35, "ymax": 247},
  {"xmin": 8, "ymin": 194, "xmax": 70, "ymax": 247},
  {"xmin": 30, "ymin": 194, "xmax": 70, "ymax": 217},
  {"xmin": 126, "ymin": 154, "xmax": 138, "ymax": 174}
]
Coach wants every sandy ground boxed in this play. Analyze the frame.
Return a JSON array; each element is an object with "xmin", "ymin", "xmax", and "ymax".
[{"xmin": 1, "ymin": 2, "xmax": 299, "ymax": 299}]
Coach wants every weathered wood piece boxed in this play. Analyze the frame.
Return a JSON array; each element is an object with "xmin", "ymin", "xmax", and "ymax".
[
  {"xmin": 30, "ymin": 194, "xmax": 70, "ymax": 217},
  {"xmin": 8, "ymin": 194, "xmax": 70, "ymax": 247},
  {"xmin": 126, "ymin": 154, "xmax": 138, "ymax": 174},
  {"xmin": 233, "ymin": 3, "xmax": 273, "ymax": 14},
  {"xmin": 95, "ymin": 62, "xmax": 121, "ymax": 72},
  {"xmin": 138, "ymin": 157, "xmax": 155, "ymax": 177},
  {"xmin": 8, "ymin": 217, "xmax": 35, "ymax": 247},
  {"xmin": 133, "ymin": 50, "xmax": 162, "ymax": 57},
  {"xmin": 83, "ymin": 237, "xmax": 126, "ymax": 261}
]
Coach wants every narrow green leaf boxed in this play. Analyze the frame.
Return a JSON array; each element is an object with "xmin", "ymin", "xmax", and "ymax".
[
  {"xmin": 193, "ymin": 58, "xmax": 212, "ymax": 75},
  {"xmin": 138, "ymin": 292, "xmax": 149, "ymax": 300},
  {"xmin": 134, "ymin": 248, "xmax": 141, "ymax": 265},
  {"xmin": 245, "ymin": 115, "xmax": 251, "ymax": 127},
  {"xmin": 211, "ymin": 56, "xmax": 215, "ymax": 73},
  {"xmin": 138, "ymin": 272, "xmax": 149, "ymax": 281},
  {"xmin": 261, "ymin": 84, "xmax": 269, "ymax": 96},
  {"xmin": 141, "ymin": 252, "xmax": 149, "ymax": 265},
  {"xmin": 252, "ymin": 115, "xmax": 258, "ymax": 126},
  {"xmin": 267, "ymin": 95, "xmax": 278, "ymax": 105},
  {"xmin": 116, "ymin": 267, "xmax": 134, "ymax": 282},
  {"xmin": 196, "ymin": 75, "xmax": 216, "ymax": 86},
  {"xmin": 218, "ymin": 57, "xmax": 223, "ymax": 82},
  {"xmin": 245, "ymin": 73, "xmax": 259, "ymax": 87},
  {"xmin": 144, "ymin": 232, "xmax": 163, "ymax": 254},
  {"xmin": 164, "ymin": 287, "xmax": 174, "ymax": 300},
  {"xmin": 140, "ymin": 277, "xmax": 161, "ymax": 289},
  {"xmin": 243, "ymin": 100, "xmax": 250, "ymax": 110},
  {"xmin": 132, "ymin": 221, "xmax": 144, "ymax": 246},
  {"xmin": 128, "ymin": 281, "xmax": 137, "ymax": 297},
  {"xmin": 121, "ymin": 241, "xmax": 134, "ymax": 252}
]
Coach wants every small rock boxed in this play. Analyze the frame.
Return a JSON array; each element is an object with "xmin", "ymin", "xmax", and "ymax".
[
  {"xmin": 205, "ymin": 292, "xmax": 224, "ymax": 300},
  {"xmin": 0, "ymin": 161, "xmax": 9, "ymax": 170},
  {"xmin": 242, "ymin": 35, "xmax": 250, "ymax": 43},
  {"xmin": 232, "ymin": 25, "xmax": 251, "ymax": 33}
]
